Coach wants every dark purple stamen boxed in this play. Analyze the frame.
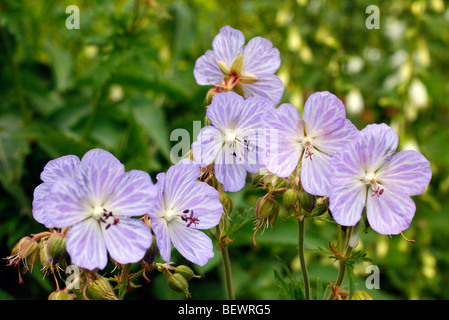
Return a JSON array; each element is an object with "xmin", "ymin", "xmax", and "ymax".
[
  {"xmin": 100, "ymin": 210, "xmax": 120, "ymax": 229},
  {"xmin": 181, "ymin": 209, "xmax": 200, "ymax": 227}
]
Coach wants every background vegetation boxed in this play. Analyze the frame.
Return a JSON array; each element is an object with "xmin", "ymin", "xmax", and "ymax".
[{"xmin": 1, "ymin": 0, "xmax": 448, "ymax": 300}]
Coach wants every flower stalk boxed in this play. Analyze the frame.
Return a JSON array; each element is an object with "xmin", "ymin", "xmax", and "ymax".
[{"xmin": 297, "ymin": 215, "xmax": 311, "ymax": 300}]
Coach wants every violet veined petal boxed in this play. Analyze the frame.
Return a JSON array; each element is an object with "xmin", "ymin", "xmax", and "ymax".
[
  {"xmin": 105, "ymin": 170, "xmax": 156, "ymax": 217},
  {"xmin": 168, "ymin": 220, "xmax": 214, "ymax": 266},
  {"xmin": 366, "ymin": 188, "xmax": 415, "ymax": 235},
  {"xmin": 376, "ymin": 150, "xmax": 432, "ymax": 196},
  {"xmin": 40, "ymin": 155, "xmax": 80, "ymax": 184},
  {"xmin": 235, "ymin": 96, "xmax": 274, "ymax": 131},
  {"xmin": 163, "ymin": 159, "xmax": 201, "ymax": 208},
  {"xmin": 66, "ymin": 218, "xmax": 108, "ymax": 271},
  {"xmin": 240, "ymin": 75, "xmax": 284, "ymax": 105},
  {"xmin": 45, "ymin": 177, "xmax": 91, "ymax": 228},
  {"xmin": 329, "ymin": 180, "xmax": 367, "ymax": 227},
  {"xmin": 303, "ymin": 91, "xmax": 347, "ymax": 139},
  {"xmin": 214, "ymin": 147, "xmax": 248, "ymax": 192},
  {"xmin": 192, "ymin": 126, "xmax": 223, "ymax": 168},
  {"xmin": 312, "ymin": 119, "xmax": 359, "ymax": 157},
  {"xmin": 32, "ymin": 183, "xmax": 53, "ymax": 228},
  {"xmin": 359, "ymin": 123, "xmax": 399, "ymax": 173},
  {"xmin": 75, "ymin": 152, "xmax": 125, "ymax": 208},
  {"xmin": 212, "ymin": 26, "xmax": 245, "ymax": 67},
  {"xmin": 194, "ymin": 50, "xmax": 225, "ymax": 86},
  {"xmin": 151, "ymin": 218, "xmax": 172, "ymax": 264},
  {"xmin": 301, "ymin": 148, "xmax": 334, "ymax": 196},
  {"xmin": 262, "ymin": 103, "xmax": 303, "ymax": 177},
  {"xmin": 242, "ymin": 36, "xmax": 281, "ymax": 78},
  {"xmin": 206, "ymin": 91, "xmax": 245, "ymax": 130},
  {"xmin": 171, "ymin": 181, "xmax": 223, "ymax": 230},
  {"xmin": 102, "ymin": 217, "xmax": 152, "ymax": 265}
]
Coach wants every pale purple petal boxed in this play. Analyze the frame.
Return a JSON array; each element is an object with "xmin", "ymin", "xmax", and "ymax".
[
  {"xmin": 40, "ymin": 155, "xmax": 80, "ymax": 184},
  {"xmin": 192, "ymin": 126, "xmax": 223, "ymax": 167},
  {"xmin": 45, "ymin": 177, "xmax": 91, "ymax": 228},
  {"xmin": 194, "ymin": 50, "xmax": 224, "ymax": 86},
  {"xmin": 236, "ymin": 96, "xmax": 274, "ymax": 131},
  {"xmin": 214, "ymin": 147, "xmax": 248, "ymax": 192},
  {"xmin": 303, "ymin": 91, "xmax": 346, "ymax": 139},
  {"xmin": 262, "ymin": 103, "xmax": 303, "ymax": 177},
  {"xmin": 66, "ymin": 218, "xmax": 108, "ymax": 270},
  {"xmin": 105, "ymin": 170, "xmax": 156, "ymax": 217},
  {"xmin": 170, "ymin": 181, "xmax": 223, "ymax": 229},
  {"xmin": 301, "ymin": 149, "xmax": 333, "ymax": 196},
  {"xmin": 32, "ymin": 183, "xmax": 52, "ymax": 227},
  {"xmin": 206, "ymin": 91, "xmax": 245, "ymax": 130},
  {"xmin": 240, "ymin": 75, "xmax": 284, "ymax": 105},
  {"xmin": 163, "ymin": 160, "xmax": 201, "ymax": 208},
  {"xmin": 168, "ymin": 221, "xmax": 214, "ymax": 266},
  {"xmin": 75, "ymin": 153, "xmax": 125, "ymax": 208},
  {"xmin": 329, "ymin": 181, "xmax": 367, "ymax": 227},
  {"xmin": 359, "ymin": 123, "xmax": 399, "ymax": 173},
  {"xmin": 242, "ymin": 36, "xmax": 281, "ymax": 78},
  {"xmin": 102, "ymin": 217, "xmax": 152, "ymax": 264},
  {"xmin": 366, "ymin": 188, "xmax": 415, "ymax": 235},
  {"xmin": 151, "ymin": 218, "xmax": 171, "ymax": 263},
  {"xmin": 312, "ymin": 119, "xmax": 359, "ymax": 157},
  {"xmin": 376, "ymin": 150, "xmax": 432, "ymax": 196},
  {"xmin": 212, "ymin": 26, "xmax": 245, "ymax": 67}
]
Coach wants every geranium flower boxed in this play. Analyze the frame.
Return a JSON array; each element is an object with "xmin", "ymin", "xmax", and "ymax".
[
  {"xmin": 38, "ymin": 149, "xmax": 156, "ymax": 270},
  {"xmin": 328, "ymin": 123, "xmax": 432, "ymax": 235},
  {"xmin": 194, "ymin": 25, "xmax": 284, "ymax": 104},
  {"xmin": 148, "ymin": 160, "xmax": 223, "ymax": 266},
  {"xmin": 192, "ymin": 91, "xmax": 274, "ymax": 192},
  {"xmin": 262, "ymin": 91, "xmax": 359, "ymax": 196}
]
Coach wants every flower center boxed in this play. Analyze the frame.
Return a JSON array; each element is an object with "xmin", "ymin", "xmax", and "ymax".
[
  {"xmin": 164, "ymin": 209, "xmax": 178, "ymax": 222},
  {"xmin": 163, "ymin": 209, "xmax": 199, "ymax": 227},
  {"xmin": 224, "ymin": 131, "xmax": 237, "ymax": 145},
  {"xmin": 301, "ymin": 137, "xmax": 314, "ymax": 160},
  {"xmin": 362, "ymin": 173, "xmax": 384, "ymax": 197},
  {"xmin": 92, "ymin": 207, "xmax": 120, "ymax": 229}
]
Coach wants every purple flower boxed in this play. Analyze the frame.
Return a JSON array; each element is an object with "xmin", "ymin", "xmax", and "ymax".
[
  {"xmin": 36, "ymin": 149, "xmax": 156, "ymax": 270},
  {"xmin": 192, "ymin": 91, "xmax": 274, "ymax": 192},
  {"xmin": 148, "ymin": 160, "xmax": 223, "ymax": 266},
  {"xmin": 262, "ymin": 91, "xmax": 359, "ymax": 196},
  {"xmin": 328, "ymin": 123, "xmax": 432, "ymax": 235},
  {"xmin": 194, "ymin": 26, "xmax": 284, "ymax": 105}
]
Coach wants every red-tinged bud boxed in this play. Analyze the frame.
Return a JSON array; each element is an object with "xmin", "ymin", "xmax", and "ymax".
[
  {"xmin": 205, "ymin": 87, "xmax": 223, "ymax": 107},
  {"xmin": 6, "ymin": 236, "xmax": 39, "ymax": 270}
]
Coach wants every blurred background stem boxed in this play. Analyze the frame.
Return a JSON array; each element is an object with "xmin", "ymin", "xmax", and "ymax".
[{"xmin": 297, "ymin": 216, "xmax": 311, "ymax": 300}]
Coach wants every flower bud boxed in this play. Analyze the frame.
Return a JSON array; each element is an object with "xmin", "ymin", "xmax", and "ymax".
[
  {"xmin": 48, "ymin": 291, "xmax": 74, "ymax": 300},
  {"xmin": 15, "ymin": 237, "xmax": 39, "ymax": 260},
  {"xmin": 219, "ymin": 192, "xmax": 233, "ymax": 216},
  {"xmin": 310, "ymin": 197, "xmax": 328, "ymax": 217},
  {"xmin": 168, "ymin": 273, "xmax": 191, "ymax": 298},
  {"xmin": 250, "ymin": 169, "xmax": 269, "ymax": 190},
  {"xmin": 205, "ymin": 87, "xmax": 222, "ymax": 107},
  {"xmin": 47, "ymin": 233, "xmax": 67, "ymax": 264},
  {"xmin": 144, "ymin": 235, "xmax": 159, "ymax": 264},
  {"xmin": 174, "ymin": 265, "xmax": 201, "ymax": 281},
  {"xmin": 298, "ymin": 191, "xmax": 316, "ymax": 213},
  {"xmin": 39, "ymin": 240, "xmax": 51, "ymax": 271},
  {"xmin": 256, "ymin": 196, "xmax": 279, "ymax": 220},
  {"xmin": 87, "ymin": 278, "xmax": 118, "ymax": 300},
  {"xmin": 283, "ymin": 189, "xmax": 299, "ymax": 213}
]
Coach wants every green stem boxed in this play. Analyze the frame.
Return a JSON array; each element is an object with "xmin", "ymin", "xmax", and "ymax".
[
  {"xmin": 298, "ymin": 216, "xmax": 311, "ymax": 300},
  {"xmin": 221, "ymin": 244, "xmax": 235, "ymax": 300},
  {"xmin": 327, "ymin": 226, "xmax": 354, "ymax": 300}
]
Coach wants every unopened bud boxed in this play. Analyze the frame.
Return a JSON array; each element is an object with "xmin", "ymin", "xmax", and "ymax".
[
  {"xmin": 205, "ymin": 87, "xmax": 222, "ymax": 107},
  {"xmin": 219, "ymin": 192, "xmax": 233, "ymax": 216},
  {"xmin": 144, "ymin": 235, "xmax": 159, "ymax": 264},
  {"xmin": 15, "ymin": 237, "xmax": 39, "ymax": 260},
  {"xmin": 168, "ymin": 273, "xmax": 191, "ymax": 298},
  {"xmin": 283, "ymin": 189, "xmax": 299, "ymax": 212},
  {"xmin": 298, "ymin": 191, "xmax": 316, "ymax": 213},
  {"xmin": 39, "ymin": 240, "xmax": 51, "ymax": 270},
  {"xmin": 87, "ymin": 278, "xmax": 118, "ymax": 300},
  {"xmin": 175, "ymin": 265, "xmax": 201, "ymax": 281},
  {"xmin": 250, "ymin": 169, "xmax": 269, "ymax": 190},
  {"xmin": 47, "ymin": 233, "xmax": 67, "ymax": 264},
  {"xmin": 310, "ymin": 197, "xmax": 328, "ymax": 217},
  {"xmin": 48, "ymin": 291, "xmax": 74, "ymax": 300},
  {"xmin": 256, "ymin": 196, "xmax": 279, "ymax": 220}
]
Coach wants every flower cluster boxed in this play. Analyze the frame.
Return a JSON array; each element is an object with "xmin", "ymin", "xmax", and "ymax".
[{"xmin": 7, "ymin": 25, "xmax": 432, "ymax": 300}]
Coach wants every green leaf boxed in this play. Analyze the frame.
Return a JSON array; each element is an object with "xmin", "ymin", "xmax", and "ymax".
[
  {"xmin": 44, "ymin": 38, "xmax": 73, "ymax": 91},
  {"xmin": 225, "ymin": 207, "xmax": 255, "ymax": 236}
]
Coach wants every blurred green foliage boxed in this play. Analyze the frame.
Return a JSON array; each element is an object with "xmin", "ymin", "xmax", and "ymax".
[{"xmin": 1, "ymin": 0, "xmax": 448, "ymax": 300}]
